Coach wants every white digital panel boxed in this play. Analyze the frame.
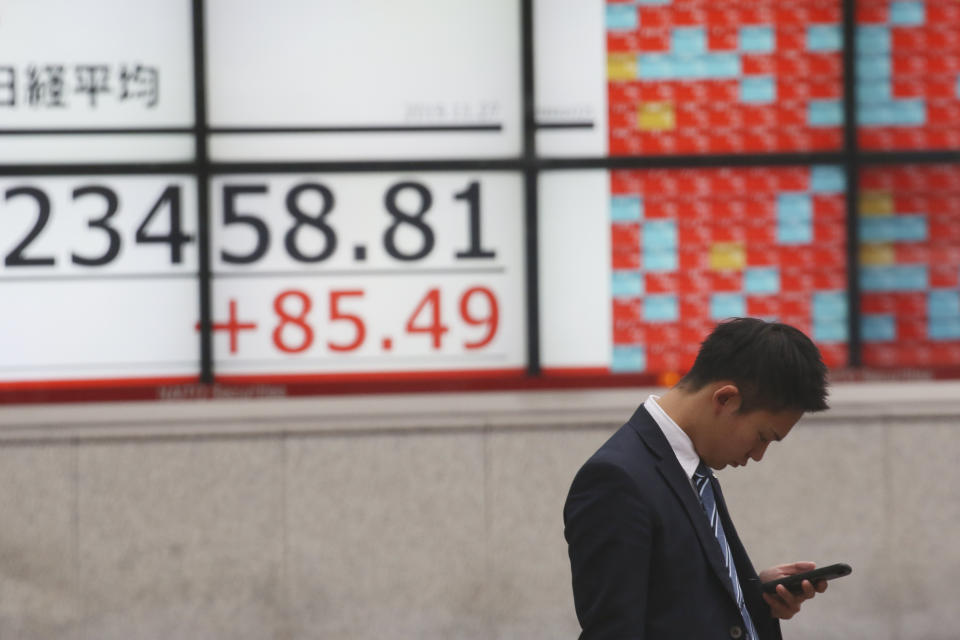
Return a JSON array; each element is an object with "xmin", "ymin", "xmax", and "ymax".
[
  {"xmin": 209, "ymin": 172, "xmax": 526, "ymax": 376},
  {"xmin": 538, "ymin": 170, "xmax": 611, "ymax": 370},
  {"xmin": 0, "ymin": 0, "xmax": 196, "ymax": 163},
  {"xmin": 534, "ymin": 0, "xmax": 607, "ymax": 157},
  {"xmin": 0, "ymin": 176, "xmax": 200, "ymax": 383},
  {"xmin": 205, "ymin": 0, "xmax": 522, "ymax": 161}
]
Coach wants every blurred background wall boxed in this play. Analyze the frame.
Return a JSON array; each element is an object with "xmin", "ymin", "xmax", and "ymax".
[{"xmin": 2, "ymin": 380, "xmax": 958, "ymax": 640}]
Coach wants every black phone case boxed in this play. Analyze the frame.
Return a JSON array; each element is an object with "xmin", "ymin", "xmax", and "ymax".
[{"xmin": 760, "ymin": 563, "xmax": 852, "ymax": 594}]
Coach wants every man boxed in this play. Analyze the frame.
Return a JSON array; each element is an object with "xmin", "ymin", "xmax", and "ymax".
[{"xmin": 564, "ymin": 318, "xmax": 830, "ymax": 639}]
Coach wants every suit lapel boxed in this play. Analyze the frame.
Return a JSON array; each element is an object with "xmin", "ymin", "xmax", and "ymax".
[
  {"xmin": 713, "ymin": 475, "xmax": 762, "ymax": 600},
  {"xmin": 628, "ymin": 406, "xmax": 740, "ymax": 605},
  {"xmin": 713, "ymin": 478, "xmax": 756, "ymax": 577},
  {"xmin": 712, "ymin": 474, "xmax": 771, "ymax": 627}
]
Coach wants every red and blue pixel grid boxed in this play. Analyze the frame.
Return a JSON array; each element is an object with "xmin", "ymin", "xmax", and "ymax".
[
  {"xmin": 857, "ymin": 0, "xmax": 960, "ymax": 150},
  {"xmin": 859, "ymin": 165, "xmax": 960, "ymax": 367},
  {"xmin": 606, "ymin": 0, "xmax": 844, "ymax": 155},
  {"xmin": 610, "ymin": 166, "xmax": 849, "ymax": 375}
]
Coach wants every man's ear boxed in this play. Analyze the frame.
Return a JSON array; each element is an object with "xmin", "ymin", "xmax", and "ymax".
[{"xmin": 712, "ymin": 384, "xmax": 742, "ymax": 415}]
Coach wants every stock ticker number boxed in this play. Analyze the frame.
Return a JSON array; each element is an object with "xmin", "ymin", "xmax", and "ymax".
[
  {"xmin": 2, "ymin": 185, "xmax": 191, "ymax": 267},
  {"xmin": 206, "ymin": 287, "xmax": 500, "ymax": 355},
  {"xmin": 221, "ymin": 180, "xmax": 495, "ymax": 264},
  {"xmin": 2, "ymin": 180, "xmax": 494, "ymax": 268},
  {"xmin": 272, "ymin": 287, "xmax": 499, "ymax": 353}
]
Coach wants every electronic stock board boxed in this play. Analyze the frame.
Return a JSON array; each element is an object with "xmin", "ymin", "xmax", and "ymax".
[{"xmin": 2, "ymin": 0, "xmax": 959, "ymax": 402}]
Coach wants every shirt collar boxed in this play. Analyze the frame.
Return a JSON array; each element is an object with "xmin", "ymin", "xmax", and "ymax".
[{"xmin": 644, "ymin": 395, "xmax": 701, "ymax": 481}]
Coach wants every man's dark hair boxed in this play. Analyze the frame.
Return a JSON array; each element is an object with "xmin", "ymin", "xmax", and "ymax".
[{"xmin": 677, "ymin": 317, "xmax": 829, "ymax": 413}]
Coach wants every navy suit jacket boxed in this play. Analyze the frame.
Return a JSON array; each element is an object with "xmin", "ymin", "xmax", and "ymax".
[{"xmin": 564, "ymin": 406, "xmax": 781, "ymax": 640}]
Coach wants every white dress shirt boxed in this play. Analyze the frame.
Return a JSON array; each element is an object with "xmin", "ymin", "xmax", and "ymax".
[{"xmin": 643, "ymin": 395, "xmax": 702, "ymax": 490}]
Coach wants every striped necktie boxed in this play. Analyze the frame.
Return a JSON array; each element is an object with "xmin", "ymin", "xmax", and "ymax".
[{"xmin": 693, "ymin": 461, "xmax": 758, "ymax": 640}]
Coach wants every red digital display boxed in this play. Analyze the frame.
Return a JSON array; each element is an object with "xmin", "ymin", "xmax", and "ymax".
[
  {"xmin": 606, "ymin": 0, "xmax": 844, "ymax": 155},
  {"xmin": 856, "ymin": 0, "xmax": 960, "ymax": 150},
  {"xmin": 610, "ymin": 165, "xmax": 849, "ymax": 375},
  {"xmin": 859, "ymin": 164, "xmax": 960, "ymax": 366}
]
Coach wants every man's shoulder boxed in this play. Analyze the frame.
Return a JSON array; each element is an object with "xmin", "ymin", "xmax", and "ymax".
[
  {"xmin": 579, "ymin": 410, "xmax": 659, "ymax": 478},
  {"xmin": 563, "ymin": 412, "xmax": 665, "ymax": 524}
]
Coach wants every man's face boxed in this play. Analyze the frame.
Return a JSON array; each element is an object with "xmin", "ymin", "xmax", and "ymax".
[{"xmin": 703, "ymin": 404, "xmax": 803, "ymax": 471}]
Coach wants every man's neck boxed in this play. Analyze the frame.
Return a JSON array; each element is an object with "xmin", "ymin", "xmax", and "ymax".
[{"xmin": 656, "ymin": 387, "xmax": 700, "ymax": 443}]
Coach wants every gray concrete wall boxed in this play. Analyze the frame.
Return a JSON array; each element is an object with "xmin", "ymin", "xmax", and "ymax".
[{"xmin": 1, "ymin": 382, "xmax": 958, "ymax": 639}]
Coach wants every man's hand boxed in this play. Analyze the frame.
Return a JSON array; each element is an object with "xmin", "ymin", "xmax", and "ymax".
[{"xmin": 758, "ymin": 561, "xmax": 828, "ymax": 620}]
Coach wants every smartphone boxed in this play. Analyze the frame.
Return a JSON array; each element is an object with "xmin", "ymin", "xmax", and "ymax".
[{"xmin": 761, "ymin": 563, "xmax": 852, "ymax": 594}]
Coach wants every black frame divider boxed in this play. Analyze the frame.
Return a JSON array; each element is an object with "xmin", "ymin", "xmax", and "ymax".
[
  {"xmin": 192, "ymin": 0, "xmax": 213, "ymax": 383},
  {"xmin": 521, "ymin": 0, "xmax": 540, "ymax": 376},
  {"xmin": 842, "ymin": 0, "xmax": 862, "ymax": 366}
]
